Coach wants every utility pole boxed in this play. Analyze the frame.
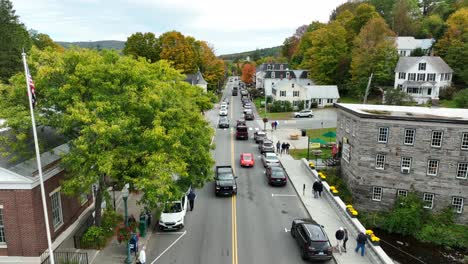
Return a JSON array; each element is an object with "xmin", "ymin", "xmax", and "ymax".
[{"xmin": 363, "ymin": 72, "xmax": 373, "ymax": 104}]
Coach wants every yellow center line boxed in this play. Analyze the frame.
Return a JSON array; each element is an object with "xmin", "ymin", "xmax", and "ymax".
[{"xmin": 230, "ymin": 94, "xmax": 238, "ymax": 264}]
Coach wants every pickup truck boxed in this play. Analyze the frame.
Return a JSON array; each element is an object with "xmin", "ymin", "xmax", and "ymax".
[{"xmin": 215, "ymin": 166, "xmax": 237, "ymax": 196}]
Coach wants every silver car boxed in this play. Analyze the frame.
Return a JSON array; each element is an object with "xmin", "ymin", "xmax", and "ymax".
[{"xmin": 261, "ymin": 152, "xmax": 280, "ymax": 167}]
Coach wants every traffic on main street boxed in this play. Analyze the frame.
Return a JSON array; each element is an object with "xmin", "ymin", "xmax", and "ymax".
[{"xmin": 142, "ymin": 77, "xmax": 334, "ymax": 264}]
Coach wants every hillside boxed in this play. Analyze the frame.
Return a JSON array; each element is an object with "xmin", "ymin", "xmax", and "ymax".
[
  {"xmin": 57, "ymin": 40, "xmax": 126, "ymax": 50},
  {"xmin": 219, "ymin": 46, "xmax": 282, "ymax": 61}
]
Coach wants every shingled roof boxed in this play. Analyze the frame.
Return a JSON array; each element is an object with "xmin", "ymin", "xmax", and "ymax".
[{"xmin": 395, "ymin": 56, "xmax": 453, "ymax": 73}]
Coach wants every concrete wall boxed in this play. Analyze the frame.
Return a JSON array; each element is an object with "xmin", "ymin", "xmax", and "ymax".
[{"xmin": 336, "ymin": 109, "xmax": 468, "ymax": 224}]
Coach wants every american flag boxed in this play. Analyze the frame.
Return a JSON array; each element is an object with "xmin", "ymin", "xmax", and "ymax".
[{"xmin": 25, "ymin": 64, "xmax": 36, "ymax": 108}]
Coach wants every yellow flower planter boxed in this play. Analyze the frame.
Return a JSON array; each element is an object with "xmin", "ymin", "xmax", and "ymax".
[{"xmin": 366, "ymin": 230, "xmax": 374, "ymax": 236}]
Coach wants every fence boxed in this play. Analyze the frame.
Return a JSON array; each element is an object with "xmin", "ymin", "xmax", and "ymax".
[{"xmin": 41, "ymin": 251, "xmax": 88, "ymax": 264}]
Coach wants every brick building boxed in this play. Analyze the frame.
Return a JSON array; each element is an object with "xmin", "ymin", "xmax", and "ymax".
[
  {"xmin": 335, "ymin": 103, "xmax": 468, "ymax": 223},
  {"xmin": 0, "ymin": 143, "xmax": 93, "ymax": 262}
]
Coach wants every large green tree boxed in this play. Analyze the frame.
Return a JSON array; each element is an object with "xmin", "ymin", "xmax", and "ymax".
[
  {"xmin": 29, "ymin": 30, "xmax": 64, "ymax": 52},
  {"xmin": 351, "ymin": 17, "xmax": 398, "ymax": 97},
  {"xmin": 0, "ymin": 0, "xmax": 32, "ymax": 82},
  {"xmin": 123, "ymin": 32, "xmax": 160, "ymax": 63},
  {"xmin": 0, "ymin": 47, "xmax": 214, "ymax": 225}
]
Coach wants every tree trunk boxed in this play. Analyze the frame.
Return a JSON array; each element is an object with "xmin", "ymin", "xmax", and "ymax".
[{"xmin": 94, "ymin": 175, "xmax": 105, "ymax": 226}]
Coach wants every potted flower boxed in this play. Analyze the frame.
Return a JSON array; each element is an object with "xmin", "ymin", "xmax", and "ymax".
[
  {"xmin": 370, "ymin": 234, "xmax": 381, "ymax": 246},
  {"xmin": 346, "ymin": 205, "xmax": 358, "ymax": 218},
  {"xmin": 309, "ymin": 161, "xmax": 315, "ymax": 169},
  {"xmin": 318, "ymin": 172, "xmax": 326, "ymax": 180},
  {"xmin": 329, "ymin": 186, "xmax": 339, "ymax": 196}
]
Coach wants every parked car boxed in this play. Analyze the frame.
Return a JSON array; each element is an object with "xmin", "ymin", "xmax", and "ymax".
[
  {"xmin": 266, "ymin": 165, "xmax": 287, "ymax": 186},
  {"xmin": 241, "ymin": 98, "xmax": 250, "ymax": 105},
  {"xmin": 290, "ymin": 219, "xmax": 333, "ymax": 261},
  {"xmin": 158, "ymin": 194, "xmax": 188, "ymax": 231},
  {"xmin": 243, "ymin": 103, "xmax": 252, "ymax": 109},
  {"xmin": 261, "ymin": 152, "xmax": 280, "ymax": 167},
  {"xmin": 218, "ymin": 117, "xmax": 230, "ymax": 128},
  {"xmin": 259, "ymin": 139, "xmax": 275, "ymax": 154},
  {"xmin": 219, "ymin": 108, "xmax": 228, "ymax": 116},
  {"xmin": 254, "ymin": 131, "xmax": 267, "ymax": 144},
  {"xmin": 294, "ymin": 109, "xmax": 314, "ymax": 118},
  {"xmin": 220, "ymin": 102, "xmax": 228, "ymax": 109},
  {"xmin": 240, "ymin": 153, "xmax": 255, "ymax": 167},
  {"xmin": 244, "ymin": 110, "xmax": 254, "ymax": 120},
  {"xmin": 240, "ymin": 89, "xmax": 249, "ymax": 96}
]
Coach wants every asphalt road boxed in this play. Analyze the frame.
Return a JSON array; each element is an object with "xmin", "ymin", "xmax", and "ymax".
[{"xmin": 144, "ymin": 77, "xmax": 332, "ymax": 264}]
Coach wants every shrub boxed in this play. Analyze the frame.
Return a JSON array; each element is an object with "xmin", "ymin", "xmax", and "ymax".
[
  {"xmin": 270, "ymin": 100, "xmax": 293, "ymax": 112},
  {"xmin": 101, "ymin": 210, "xmax": 123, "ymax": 237},
  {"xmin": 81, "ymin": 226, "xmax": 106, "ymax": 249},
  {"xmin": 381, "ymin": 193, "xmax": 427, "ymax": 236},
  {"xmin": 439, "ymin": 86, "xmax": 458, "ymax": 100},
  {"xmin": 320, "ymin": 167, "xmax": 353, "ymax": 204},
  {"xmin": 453, "ymin": 89, "xmax": 468, "ymax": 108}
]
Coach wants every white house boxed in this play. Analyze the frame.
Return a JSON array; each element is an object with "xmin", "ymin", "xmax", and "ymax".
[
  {"xmin": 256, "ymin": 63, "xmax": 314, "ymax": 96},
  {"xmin": 271, "ymin": 79, "xmax": 339, "ymax": 109},
  {"xmin": 394, "ymin": 56, "xmax": 453, "ymax": 104},
  {"xmin": 395, "ymin": 37, "xmax": 435, "ymax": 57},
  {"xmin": 184, "ymin": 70, "xmax": 208, "ymax": 93}
]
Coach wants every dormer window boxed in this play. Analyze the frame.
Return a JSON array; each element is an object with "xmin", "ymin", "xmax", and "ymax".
[
  {"xmin": 286, "ymin": 72, "xmax": 290, "ymax": 79},
  {"xmin": 418, "ymin": 63, "xmax": 426, "ymax": 71},
  {"xmin": 271, "ymin": 72, "xmax": 275, "ymax": 78},
  {"xmin": 292, "ymin": 83, "xmax": 295, "ymax": 88},
  {"xmin": 280, "ymin": 64, "xmax": 284, "ymax": 70}
]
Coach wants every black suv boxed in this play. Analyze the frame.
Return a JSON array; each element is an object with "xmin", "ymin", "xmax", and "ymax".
[{"xmin": 290, "ymin": 219, "xmax": 333, "ymax": 261}]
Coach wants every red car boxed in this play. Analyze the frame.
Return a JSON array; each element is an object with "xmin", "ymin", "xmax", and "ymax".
[{"xmin": 240, "ymin": 153, "xmax": 255, "ymax": 167}]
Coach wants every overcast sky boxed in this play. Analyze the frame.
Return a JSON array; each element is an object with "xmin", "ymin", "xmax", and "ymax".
[{"xmin": 12, "ymin": 0, "xmax": 348, "ymax": 55}]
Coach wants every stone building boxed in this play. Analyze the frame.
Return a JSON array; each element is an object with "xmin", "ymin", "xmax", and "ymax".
[{"xmin": 335, "ymin": 103, "xmax": 468, "ymax": 223}]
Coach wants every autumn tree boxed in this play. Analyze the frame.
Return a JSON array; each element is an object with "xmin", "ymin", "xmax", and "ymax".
[
  {"xmin": 303, "ymin": 22, "xmax": 350, "ymax": 85},
  {"xmin": 0, "ymin": 47, "xmax": 214, "ymax": 225},
  {"xmin": 0, "ymin": 0, "xmax": 32, "ymax": 82},
  {"xmin": 159, "ymin": 31, "xmax": 197, "ymax": 74},
  {"xmin": 416, "ymin": 14, "xmax": 445, "ymax": 38},
  {"xmin": 351, "ymin": 17, "xmax": 398, "ymax": 97},
  {"xmin": 123, "ymin": 32, "xmax": 160, "ymax": 63},
  {"xmin": 241, "ymin": 63, "xmax": 255, "ymax": 84},
  {"xmin": 351, "ymin": 3, "xmax": 381, "ymax": 35},
  {"xmin": 435, "ymin": 7, "xmax": 468, "ymax": 85},
  {"xmin": 392, "ymin": 0, "xmax": 421, "ymax": 36},
  {"xmin": 289, "ymin": 21, "xmax": 325, "ymax": 67},
  {"xmin": 194, "ymin": 40, "xmax": 225, "ymax": 92},
  {"xmin": 29, "ymin": 30, "xmax": 64, "ymax": 52}
]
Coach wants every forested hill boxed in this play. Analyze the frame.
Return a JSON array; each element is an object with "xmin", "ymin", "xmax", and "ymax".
[
  {"xmin": 57, "ymin": 40, "xmax": 125, "ymax": 50},
  {"xmin": 219, "ymin": 46, "xmax": 281, "ymax": 61}
]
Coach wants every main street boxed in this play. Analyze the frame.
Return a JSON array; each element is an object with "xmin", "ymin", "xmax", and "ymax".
[{"xmin": 143, "ymin": 78, "xmax": 320, "ymax": 264}]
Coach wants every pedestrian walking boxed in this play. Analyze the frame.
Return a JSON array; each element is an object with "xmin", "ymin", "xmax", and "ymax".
[
  {"xmin": 187, "ymin": 188, "xmax": 196, "ymax": 211},
  {"xmin": 274, "ymin": 120, "xmax": 279, "ymax": 130},
  {"xmin": 303, "ymin": 184, "xmax": 306, "ymax": 196},
  {"xmin": 335, "ymin": 227, "xmax": 345, "ymax": 255},
  {"xmin": 271, "ymin": 121, "xmax": 275, "ymax": 130},
  {"xmin": 276, "ymin": 141, "xmax": 281, "ymax": 154},
  {"xmin": 312, "ymin": 180, "xmax": 319, "ymax": 198},
  {"xmin": 317, "ymin": 180, "xmax": 323, "ymax": 197},
  {"xmin": 343, "ymin": 228, "xmax": 349, "ymax": 253},
  {"xmin": 285, "ymin": 142, "xmax": 290, "ymax": 154},
  {"xmin": 281, "ymin": 142, "xmax": 286, "ymax": 154},
  {"xmin": 137, "ymin": 246, "xmax": 146, "ymax": 264},
  {"xmin": 355, "ymin": 231, "xmax": 367, "ymax": 256}
]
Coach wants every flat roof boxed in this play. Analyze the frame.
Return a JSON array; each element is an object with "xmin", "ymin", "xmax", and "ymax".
[{"xmin": 335, "ymin": 103, "xmax": 468, "ymax": 124}]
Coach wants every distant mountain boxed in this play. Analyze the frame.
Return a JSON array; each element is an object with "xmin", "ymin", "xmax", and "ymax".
[
  {"xmin": 57, "ymin": 40, "xmax": 126, "ymax": 50},
  {"xmin": 219, "ymin": 46, "xmax": 282, "ymax": 61}
]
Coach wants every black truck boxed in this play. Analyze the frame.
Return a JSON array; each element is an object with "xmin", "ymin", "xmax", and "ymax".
[{"xmin": 215, "ymin": 166, "xmax": 237, "ymax": 196}]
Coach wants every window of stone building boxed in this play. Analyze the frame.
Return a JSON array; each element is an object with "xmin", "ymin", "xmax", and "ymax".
[
  {"xmin": 461, "ymin": 133, "xmax": 468, "ymax": 150},
  {"xmin": 457, "ymin": 162, "xmax": 468, "ymax": 179},
  {"xmin": 401, "ymin": 157, "xmax": 412, "ymax": 173},
  {"xmin": 431, "ymin": 131, "xmax": 443, "ymax": 148},
  {"xmin": 0, "ymin": 207, "xmax": 5, "ymax": 244},
  {"xmin": 452, "ymin": 197, "xmax": 464, "ymax": 214},
  {"xmin": 50, "ymin": 189, "xmax": 64, "ymax": 230},
  {"xmin": 345, "ymin": 120, "xmax": 350, "ymax": 133},
  {"xmin": 404, "ymin": 129, "xmax": 415, "ymax": 145},
  {"xmin": 427, "ymin": 159, "xmax": 439, "ymax": 176},
  {"xmin": 378, "ymin": 127, "xmax": 389, "ymax": 143},
  {"xmin": 397, "ymin": 189, "xmax": 408, "ymax": 197},
  {"xmin": 423, "ymin": 193, "xmax": 434, "ymax": 209},
  {"xmin": 372, "ymin": 187, "xmax": 383, "ymax": 201},
  {"xmin": 375, "ymin": 154, "xmax": 386, "ymax": 169},
  {"xmin": 352, "ymin": 121, "xmax": 356, "ymax": 137}
]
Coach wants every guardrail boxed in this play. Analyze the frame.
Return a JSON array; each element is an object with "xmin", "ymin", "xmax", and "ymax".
[
  {"xmin": 300, "ymin": 158, "xmax": 394, "ymax": 264},
  {"xmin": 41, "ymin": 251, "xmax": 88, "ymax": 264}
]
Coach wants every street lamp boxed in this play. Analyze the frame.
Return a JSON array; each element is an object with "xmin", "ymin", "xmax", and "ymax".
[{"xmin": 122, "ymin": 184, "xmax": 129, "ymax": 227}]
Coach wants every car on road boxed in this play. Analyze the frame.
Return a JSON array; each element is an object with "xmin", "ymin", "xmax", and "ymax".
[
  {"xmin": 254, "ymin": 131, "xmax": 267, "ymax": 144},
  {"xmin": 232, "ymin": 87, "xmax": 238, "ymax": 96},
  {"xmin": 236, "ymin": 119, "xmax": 246, "ymax": 127},
  {"xmin": 243, "ymin": 102, "xmax": 252, "ymax": 109},
  {"xmin": 218, "ymin": 117, "xmax": 230, "ymax": 128},
  {"xmin": 261, "ymin": 152, "xmax": 280, "ymax": 167},
  {"xmin": 240, "ymin": 89, "xmax": 248, "ymax": 96},
  {"xmin": 266, "ymin": 165, "xmax": 287, "ymax": 186},
  {"xmin": 290, "ymin": 219, "xmax": 333, "ymax": 261},
  {"xmin": 159, "ymin": 194, "xmax": 188, "ymax": 231},
  {"xmin": 220, "ymin": 102, "xmax": 228, "ymax": 109},
  {"xmin": 294, "ymin": 109, "xmax": 314, "ymax": 118},
  {"xmin": 244, "ymin": 110, "xmax": 254, "ymax": 120},
  {"xmin": 219, "ymin": 108, "xmax": 228, "ymax": 116},
  {"xmin": 259, "ymin": 139, "xmax": 275, "ymax": 154},
  {"xmin": 240, "ymin": 153, "xmax": 255, "ymax": 167},
  {"xmin": 236, "ymin": 125, "xmax": 248, "ymax": 140},
  {"xmin": 215, "ymin": 166, "xmax": 237, "ymax": 196},
  {"xmin": 241, "ymin": 98, "xmax": 250, "ymax": 105}
]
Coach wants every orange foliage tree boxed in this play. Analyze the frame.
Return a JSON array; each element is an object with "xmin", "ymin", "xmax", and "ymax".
[{"xmin": 241, "ymin": 63, "xmax": 256, "ymax": 84}]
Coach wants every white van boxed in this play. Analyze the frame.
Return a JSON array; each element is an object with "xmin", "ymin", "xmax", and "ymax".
[{"xmin": 158, "ymin": 194, "xmax": 188, "ymax": 231}]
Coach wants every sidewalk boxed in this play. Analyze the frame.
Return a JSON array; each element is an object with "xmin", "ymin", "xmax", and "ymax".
[{"xmin": 265, "ymin": 127, "xmax": 375, "ymax": 264}]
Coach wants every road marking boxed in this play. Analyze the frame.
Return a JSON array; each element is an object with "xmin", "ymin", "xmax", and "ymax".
[
  {"xmin": 154, "ymin": 232, "xmax": 185, "ymax": 235},
  {"xmin": 230, "ymin": 109, "xmax": 238, "ymax": 264},
  {"xmin": 285, "ymin": 228, "xmax": 290, "ymax": 233},
  {"xmin": 271, "ymin": 194, "xmax": 297, "ymax": 197},
  {"xmin": 150, "ymin": 230, "xmax": 187, "ymax": 264},
  {"xmin": 249, "ymin": 127, "xmax": 253, "ymax": 130}
]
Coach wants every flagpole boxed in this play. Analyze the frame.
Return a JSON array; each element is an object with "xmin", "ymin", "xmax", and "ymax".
[{"xmin": 21, "ymin": 52, "xmax": 55, "ymax": 264}]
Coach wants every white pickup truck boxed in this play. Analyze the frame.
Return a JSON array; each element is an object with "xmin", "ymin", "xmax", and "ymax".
[{"xmin": 158, "ymin": 193, "xmax": 188, "ymax": 231}]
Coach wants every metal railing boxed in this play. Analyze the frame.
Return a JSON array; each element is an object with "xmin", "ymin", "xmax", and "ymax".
[{"xmin": 41, "ymin": 251, "xmax": 88, "ymax": 264}]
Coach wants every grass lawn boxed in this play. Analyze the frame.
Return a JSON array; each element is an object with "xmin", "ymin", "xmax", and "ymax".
[
  {"xmin": 253, "ymin": 98, "xmax": 293, "ymax": 119},
  {"xmin": 306, "ymin": 127, "xmax": 336, "ymax": 143},
  {"xmin": 289, "ymin": 148, "xmax": 332, "ymax": 161},
  {"xmin": 439, "ymin": 100, "xmax": 458, "ymax": 108}
]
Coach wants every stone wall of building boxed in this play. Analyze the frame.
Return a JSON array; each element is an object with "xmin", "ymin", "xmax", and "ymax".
[{"xmin": 336, "ymin": 109, "xmax": 468, "ymax": 224}]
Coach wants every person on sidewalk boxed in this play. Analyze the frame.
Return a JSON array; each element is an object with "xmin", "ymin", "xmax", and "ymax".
[
  {"xmin": 188, "ymin": 188, "xmax": 196, "ymax": 211},
  {"xmin": 312, "ymin": 180, "xmax": 319, "ymax": 198},
  {"xmin": 285, "ymin": 142, "xmax": 290, "ymax": 154},
  {"xmin": 274, "ymin": 120, "xmax": 279, "ymax": 130},
  {"xmin": 335, "ymin": 227, "xmax": 345, "ymax": 255},
  {"xmin": 355, "ymin": 231, "xmax": 367, "ymax": 256},
  {"xmin": 276, "ymin": 141, "xmax": 281, "ymax": 154},
  {"xmin": 281, "ymin": 142, "xmax": 286, "ymax": 154},
  {"xmin": 271, "ymin": 121, "xmax": 275, "ymax": 130},
  {"xmin": 138, "ymin": 246, "xmax": 146, "ymax": 264},
  {"xmin": 317, "ymin": 180, "xmax": 323, "ymax": 197},
  {"xmin": 343, "ymin": 228, "xmax": 349, "ymax": 253}
]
